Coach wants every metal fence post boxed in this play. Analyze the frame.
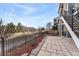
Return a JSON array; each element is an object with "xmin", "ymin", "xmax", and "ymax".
[
  {"xmin": 25, "ymin": 35, "xmax": 26, "ymax": 44},
  {"xmin": 1, "ymin": 37, "xmax": 5, "ymax": 56}
]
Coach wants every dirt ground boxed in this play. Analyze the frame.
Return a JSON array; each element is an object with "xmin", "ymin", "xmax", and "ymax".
[{"xmin": 6, "ymin": 36, "xmax": 44, "ymax": 56}]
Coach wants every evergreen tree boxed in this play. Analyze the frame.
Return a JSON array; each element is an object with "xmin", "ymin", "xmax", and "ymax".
[
  {"xmin": 6, "ymin": 22, "xmax": 15, "ymax": 33},
  {"xmin": 0, "ymin": 18, "xmax": 3, "ymax": 34},
  {"xmin": 16, "ymin": 22, "xmax": 23, "ymax": 32}
]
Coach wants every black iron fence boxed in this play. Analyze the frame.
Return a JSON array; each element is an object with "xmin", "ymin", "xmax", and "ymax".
[{"xmin": 0, "ymin": 31, "xmax": 47, "ymax": 56}]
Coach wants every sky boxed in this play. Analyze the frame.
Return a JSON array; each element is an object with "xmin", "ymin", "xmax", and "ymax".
[{"xmin": 0, "ymin": 3, "xmax": 59, "ymax": 28}]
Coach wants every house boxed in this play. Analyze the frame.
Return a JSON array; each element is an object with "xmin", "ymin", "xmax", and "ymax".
[{"xmin": 58, "ymin": 3, "xmax": 79, "ymax": 49}]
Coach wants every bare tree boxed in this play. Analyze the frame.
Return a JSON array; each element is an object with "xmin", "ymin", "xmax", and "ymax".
[{"xmin": 46, "ymin": 22, "xmax": 52, "ymax": 31}]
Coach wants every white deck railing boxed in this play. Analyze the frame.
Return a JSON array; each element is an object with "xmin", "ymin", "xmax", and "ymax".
[{"xmin": 60, "ymin": 16, "xmax": 79, "ymax": 49}]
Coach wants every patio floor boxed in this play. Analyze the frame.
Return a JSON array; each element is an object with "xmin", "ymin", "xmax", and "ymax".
[{"xmin": 37, "ymin": 36, "xmax": 79, "ymax": 56}]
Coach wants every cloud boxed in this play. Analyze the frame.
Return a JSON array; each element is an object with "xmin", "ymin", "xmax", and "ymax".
[
  {"xmin": 1, "ymin": 11, "xmax": 18, "ymax": 25},
  {"xmin": 15, "ymin": 4, "xmax": 36, "ymax": 15},
  {"xmin": 41, "ymin": 4, "xmax": 49, "ymax": 8},
  {"xmin": 10, "ymin": 8, "xmax": 15, "ymax": 13},
  {"xmin": 0, "ymin": 3, "xmax": 58, "ymax": 28},
  {"xmin": 4, "ymin": 12, "xmax": 16, "ymax": 17}
]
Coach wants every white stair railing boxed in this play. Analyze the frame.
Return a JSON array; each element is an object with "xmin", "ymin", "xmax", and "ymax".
[{"xmin": 60, "ymin": 16, "xmax": 79, "ymax": 49}]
